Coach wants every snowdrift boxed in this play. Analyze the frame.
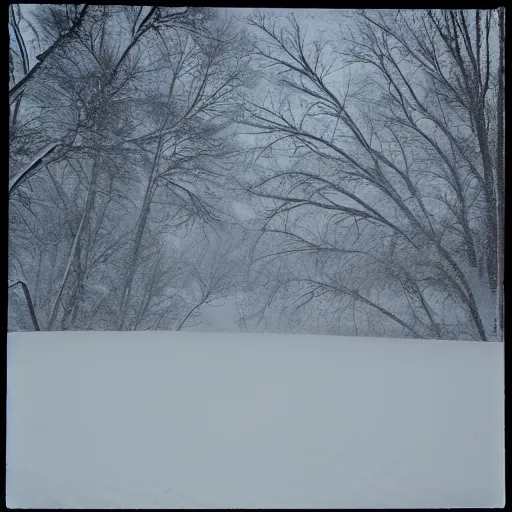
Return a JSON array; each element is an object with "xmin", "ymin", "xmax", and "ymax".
[{"xmin": 6, "ymin": 331, "xmax": 505, "ymax": 508}]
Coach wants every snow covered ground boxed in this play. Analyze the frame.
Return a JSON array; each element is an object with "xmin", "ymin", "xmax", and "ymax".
[{"xmin": 6, "ymin": 331, "xmax": 504, "ymax": 508}]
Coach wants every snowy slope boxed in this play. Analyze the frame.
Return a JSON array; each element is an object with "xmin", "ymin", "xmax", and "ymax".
[{"xmin": 6, "ymin": 332, "xmax": 505, "ymax": 508}]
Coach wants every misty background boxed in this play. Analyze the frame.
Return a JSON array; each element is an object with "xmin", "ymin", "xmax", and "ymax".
[{"xmin": 8, "ymin": 6, "xmax": 505, "ymax": 341}]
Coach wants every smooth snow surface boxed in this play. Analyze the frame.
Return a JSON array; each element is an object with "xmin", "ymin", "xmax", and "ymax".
[{"xmin": 6, "ymin": 332, "xmax": 505, "ymax": 508}]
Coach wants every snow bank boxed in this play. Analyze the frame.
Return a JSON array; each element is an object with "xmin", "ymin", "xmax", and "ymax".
[{"xmin": 6, "ymin": 331, "xmax": 505, "ymax": 508}]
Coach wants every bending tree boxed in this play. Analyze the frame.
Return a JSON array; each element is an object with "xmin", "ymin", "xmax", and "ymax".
[{"xmin": 241, "ymin": 9, "xmax": 504, "ymax": 341}]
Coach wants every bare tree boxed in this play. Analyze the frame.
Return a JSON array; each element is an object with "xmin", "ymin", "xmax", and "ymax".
[
  {"xmin": 175, "ymin": 227, "xmax": 248, "ymax": 331},
  {"xmin": 116, "ymin": 14, "xmax": 250, "ymax": 329},
  {"xmin": 9, "ymin": 6, "xmax": 251, "ymax": 332},
  {"xmin": 8, "ymin": 5, "xmax": 204, "ymax": 197},
  {"xmin": 9, "ymin": 4, "xmax": 89, "ymax": 104},
  {"xmin": 240, "ymin": 10, "xmax": 503, "ymax": 341},
  {"xmin": 9, "ymin": 5, "xmax": 209, "ymax": 330},
  {"xmin": 8, "ymin": 280, "xmax": 40, "ymax": 331}
]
